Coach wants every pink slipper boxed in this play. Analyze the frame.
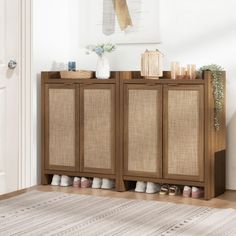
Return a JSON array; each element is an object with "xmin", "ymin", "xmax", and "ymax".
[
  {"xmin": 73, "ymin": 177, "xmax": 81, "ymax": 187},
  {"xmin": 183, "ymin": 186, "xmax": 191, "ymax": 198},
  {"xmin": 81, "ymin": 177, "xmax": 92, "ymax": 188},
  {"xmin": 192, "ymin": 187, "xmax": 204, "ymax": 199}
]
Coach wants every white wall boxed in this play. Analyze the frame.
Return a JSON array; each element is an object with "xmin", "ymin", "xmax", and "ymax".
[
  {"xmin": 33, "ymin": 0, "xmax": 236, "ymax": 190},
  {"xmin": 33, "ymin": 0, "xmax": 80, "ymax": 182},
  {"xmin": 33, "ymin": 0, "xmax": 72, "ymax": 71}
]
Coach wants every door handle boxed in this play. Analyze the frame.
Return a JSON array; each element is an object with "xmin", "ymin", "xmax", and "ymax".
[{"xmin": 8, "ymin": 60, "xmax": 17, "ymax": 69}]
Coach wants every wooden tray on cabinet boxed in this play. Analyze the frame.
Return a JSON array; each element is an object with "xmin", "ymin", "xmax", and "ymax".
[{"xmin": 60, "ymin": 70, "xmax": 94, "ymax": 79}]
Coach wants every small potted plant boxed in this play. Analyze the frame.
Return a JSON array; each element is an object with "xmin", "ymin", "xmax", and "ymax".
[{"xmin": 86, "ymin": 43, "xmax": 116, "ymax": 79}]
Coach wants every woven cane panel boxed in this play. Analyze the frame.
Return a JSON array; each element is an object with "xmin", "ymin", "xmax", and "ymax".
[
  {"xmin": 49, "ymin": 89, "xmax": 75, "ymax": 167},
  {"xmin": 83, "ymin": 89, "xmax": 112, "ymax": 169},
  {"xmin": 167, "ymin": 90, "xmax": 199, "ymax": 176},
  {"xmin": 128, "ymin": 89, "xmax": 159, "ymax": 173}
]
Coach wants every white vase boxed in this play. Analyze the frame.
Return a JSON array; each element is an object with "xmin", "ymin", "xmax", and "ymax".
[{"xmin": 96, "ymin": 55, "xmax": 110, "ymax": 79}]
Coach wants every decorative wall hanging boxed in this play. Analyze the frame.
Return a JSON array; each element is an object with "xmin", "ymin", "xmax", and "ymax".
[{"xmin": 88, "ymin": 0, "xmax": 160, "ymax": 44}]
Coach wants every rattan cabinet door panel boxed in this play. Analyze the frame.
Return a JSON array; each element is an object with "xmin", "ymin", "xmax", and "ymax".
[
  {"xmin": 164, "ymin": 85, "xmax": 204, "ymax": 181},
  {"xmin": 45, "ymin": 84, "xmax": 77, "ymax": 171},
  {"xmin": 124, "ymin": 85, "xmax": 162, "ymax": 178},
  {"xmin": 80, "ymin": 84, "xmax": 115, "ymax": 174}
]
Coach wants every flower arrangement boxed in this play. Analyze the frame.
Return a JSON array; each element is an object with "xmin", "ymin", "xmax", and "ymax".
[{"xmin": 86, "ymin": 43, "xmax": 116, "ymax": 57}]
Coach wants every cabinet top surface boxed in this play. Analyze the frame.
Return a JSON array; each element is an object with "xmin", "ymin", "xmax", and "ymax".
[{"xmin": 41, "ymin": 71, "xmax": 210, "ymax": 85}]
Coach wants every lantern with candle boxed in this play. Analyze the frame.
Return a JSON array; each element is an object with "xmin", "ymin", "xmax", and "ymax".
[{"xmin": 141, "ymin": 49, "xmax": 164, "ymax": 79}]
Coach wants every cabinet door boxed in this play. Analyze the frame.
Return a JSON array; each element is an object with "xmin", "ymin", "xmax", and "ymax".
[
  {"xmin": 80, "ymin": 84, "xmax": 115, "ymax": 174},
  {"xmin": 124, "ymin": 85, "xmax": 162, "ymax": 178},
  {"xmin": 45, "ymin": 84, "xmax": 78, "ymax": 171},
  {"xmin": 163, "ymin": 85, "xmax": 204, "ymax": 181}
]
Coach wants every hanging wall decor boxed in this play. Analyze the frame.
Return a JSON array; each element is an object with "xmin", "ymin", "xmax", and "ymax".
[{"xmin": 88, "ymin": 0, "xmax": 160, "ymax": 44}]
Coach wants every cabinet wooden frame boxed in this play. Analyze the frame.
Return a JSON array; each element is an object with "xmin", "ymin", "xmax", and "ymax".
[
  {"xmin": 41, "ymin": 71, "xmax": 226, "ymax": 199},
  {"xmin": 44, "ymin": 83, "xmax": 79, "ymax": 172},
  {"xmin": 123, "ymin": 84, "xmax": 163, "ymax": 178},
  {"xmin": 41, "ymin": 72, "xmax": 119, "ymax": 187},
  {"xmin": 79, "ymin": 83, "xmax": 116, "ymax": 175},
  {"xmin": 119, "ymin": 74, "xmax": 225, "ymax": 199},
  {"xmin": 163, "ymin": 84, "xmax": 205, "ymax": 182},
  {"xmin": 204, "ymin": 71, "xmax": 226, "ymax": 199}
]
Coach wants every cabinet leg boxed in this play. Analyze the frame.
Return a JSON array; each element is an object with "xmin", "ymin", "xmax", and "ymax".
[
  {"xmin": 204, "ymin": 186, "xmax": 212, "ymax": 200},
  {"xmin": 41, "ymin": 174, "xmax": 51, "ymax": 185},
  {"xmin": 116, "ymin": 180, "xmax": 135, "ymax": 192},
  {"xmin": 115, "ymin": 179, "xmax": 126, "ymax": 192}
]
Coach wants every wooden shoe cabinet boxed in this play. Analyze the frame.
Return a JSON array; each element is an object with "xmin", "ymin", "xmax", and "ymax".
[{"xmin": 41, "ymin": 71, "xmax": 226, "ymax": 200}]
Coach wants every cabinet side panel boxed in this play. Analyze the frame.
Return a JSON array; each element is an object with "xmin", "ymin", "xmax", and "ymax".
[{"xmin": 49, "ymin": 88, "xmax": 75, "ymax": 167}]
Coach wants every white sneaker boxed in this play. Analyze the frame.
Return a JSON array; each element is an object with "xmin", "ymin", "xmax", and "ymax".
[
  {"xmin": 51, "ymin": 175, "xmax": 61, "ymax": 186},
  {"xmin": 92, "ymin": 177, "xmax": 102, "ymax": 189},
  {"xmin": 60, "ymin": 175, "xmax": 72, "ymax": 187},
  {"xmin": 146, "ymin": 182, "xmax": 161, "ymax": 194},
  {"xmin": 101, "ymin": 178, "xmax": 115, "ymax": 189},
  {"xmin": 135, "ymin": 181, "xmax": 147, "ymax": 193}
]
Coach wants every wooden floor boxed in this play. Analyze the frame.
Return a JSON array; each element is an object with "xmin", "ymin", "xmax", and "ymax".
[{"xmin": 1, "ymin": 185, "xmax": 236, "ymax": 209}]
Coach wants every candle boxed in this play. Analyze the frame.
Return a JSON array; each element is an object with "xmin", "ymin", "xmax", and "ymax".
[
  {"xmin": 171, "ymin": 62, "xmax": 180, "ymax": 79},
  {"xmin": 180, "ymin": 67, "xmax": 186, "ymax": 76},
  {"xmin": 187, "ymin": 64, "xmax": 196, "ymax": 79}
]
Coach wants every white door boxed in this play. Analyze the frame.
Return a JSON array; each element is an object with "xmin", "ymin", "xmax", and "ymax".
[{"xmin": 0, "ymin": 0, "xmax": 20, "ymax": 194}]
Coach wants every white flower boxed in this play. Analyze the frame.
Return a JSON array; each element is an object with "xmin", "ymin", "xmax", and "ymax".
[{"xmin": 85, "ymin": 42, "xmax": 117, "ymax": 56}]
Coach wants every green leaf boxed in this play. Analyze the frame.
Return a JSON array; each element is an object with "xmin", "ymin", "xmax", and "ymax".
[{"xmin": 199, "ymin": 64, "xmax": 224, "ymax": 131}]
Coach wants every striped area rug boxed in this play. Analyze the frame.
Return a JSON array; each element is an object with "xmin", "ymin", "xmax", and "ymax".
[{"xmin": 0, "ymin": 191, "xmax": 236, "ymax": 236}]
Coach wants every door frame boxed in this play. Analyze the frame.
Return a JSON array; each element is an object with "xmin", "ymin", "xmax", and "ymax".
[{"xmin": 18, "ymin": 0, "xmax": 35, "ymax": 189}]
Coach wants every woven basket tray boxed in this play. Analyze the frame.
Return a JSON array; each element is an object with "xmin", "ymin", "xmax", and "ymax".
[{"xmin": 60, "ymin": 70, "xmax": 93, "ymax": 79}]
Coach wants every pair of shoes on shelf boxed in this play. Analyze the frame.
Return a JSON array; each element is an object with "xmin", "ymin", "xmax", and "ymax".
[
  {"xmin": 51, "ymin": 175, "xmax": 72, "ymax": 187},
  {"xmin": 183, "ymin": 186, "xmax": 204, "ymax": 198},
  {"xmin": 73, "ymin": 177, "xmax": 92, "ymax": 188},
  {"xmin": 159, "ymin": 185, "xmax": 181, "ymax": 196},
  {"xmin": 92, "ymin": 178, "xmax": 115, "ymax": 189},
  {"xmin": 135, "ymin": 181, "xmax": 161, "ymax": 194}
]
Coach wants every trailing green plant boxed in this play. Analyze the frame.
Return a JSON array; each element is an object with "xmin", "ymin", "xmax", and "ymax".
[{"xmin": 199, "ymin": 64, "xmax": 224, "ymax": 131}]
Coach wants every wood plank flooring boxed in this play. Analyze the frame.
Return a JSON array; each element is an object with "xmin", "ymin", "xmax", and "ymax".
[{"xmin": 0, "ymin": 185, "xmax": 236, "ymax": 209}]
